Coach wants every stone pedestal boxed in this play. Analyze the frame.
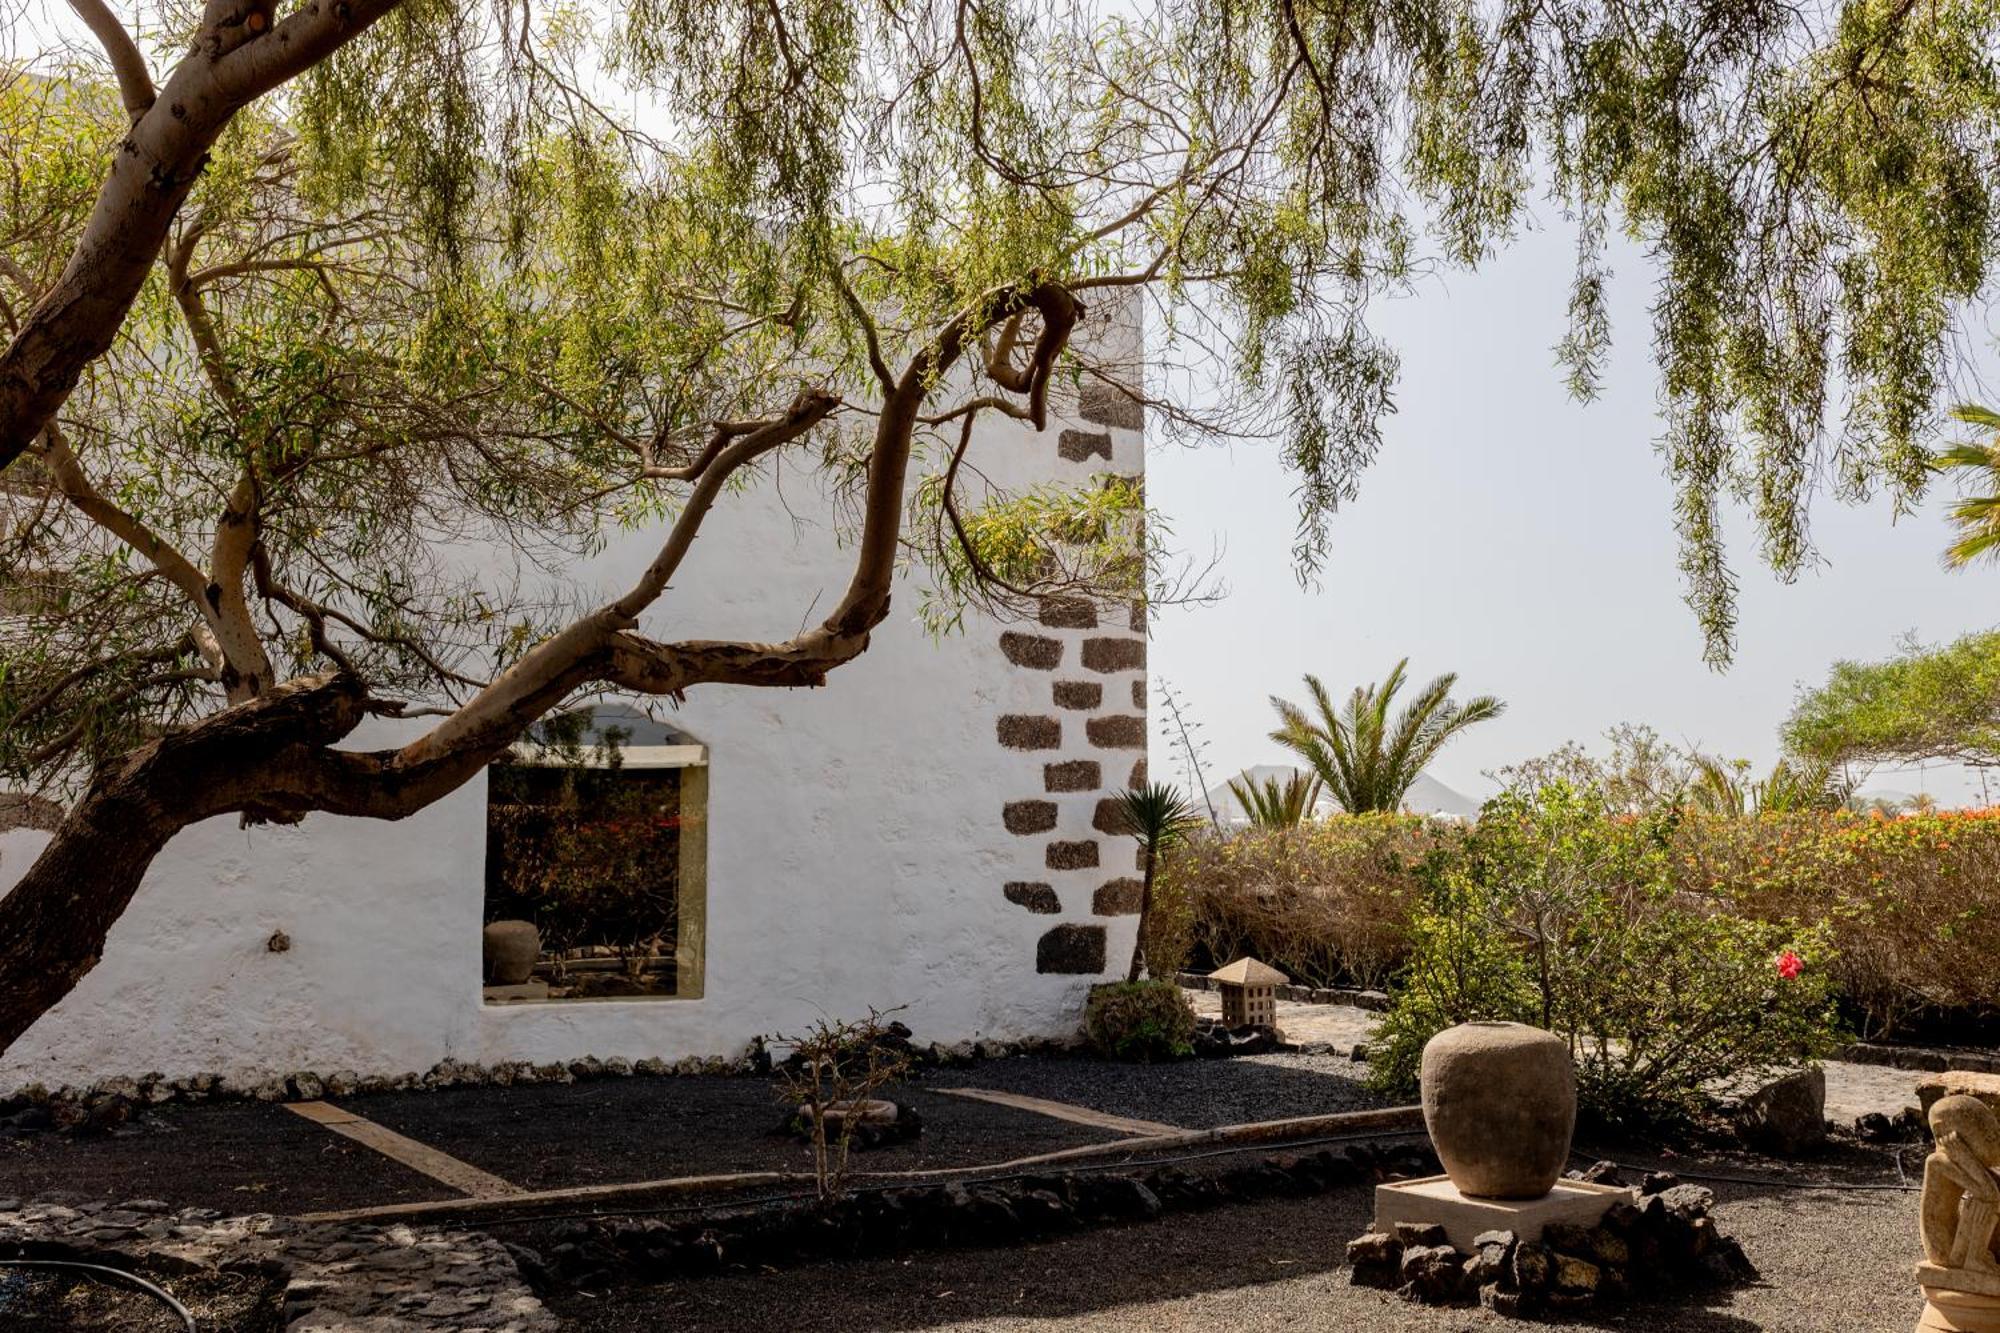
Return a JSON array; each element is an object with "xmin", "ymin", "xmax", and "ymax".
[
  {"xmin": 1374, "ymin": 1173, "xmax": 1633, "ymax": 1253},
  {"xmin": 1919, "ymin": 1288, "xmax": 2000, "ymax": 1333}
]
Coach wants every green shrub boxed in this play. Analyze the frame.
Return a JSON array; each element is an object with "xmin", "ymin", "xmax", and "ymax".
[
  {"xmin": 1370, "ymin": 782, "xmax": 1843, "ymax": 1131},
  {"xmin": 1084, "ymin": 980, "xmax": 1196, "ymax": 1061}
]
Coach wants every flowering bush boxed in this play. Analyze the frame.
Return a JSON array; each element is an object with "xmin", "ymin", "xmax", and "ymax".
[
  {"xmin": 1366, "ymin": 783, "xmax": 1841, "ymax": 1129},
  {"xmin": 1674, "ymin": 807, "xmax": 2000, "ymax": 1036},
  {"xmin": 1164, "ymin": 805, "xmax": 2000, "ymax": 1038}
]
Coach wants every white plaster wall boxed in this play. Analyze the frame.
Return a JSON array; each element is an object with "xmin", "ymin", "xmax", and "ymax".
[{"xmin": 0, "ymin": 306, "xmax": 1146, "ymax": 1091}]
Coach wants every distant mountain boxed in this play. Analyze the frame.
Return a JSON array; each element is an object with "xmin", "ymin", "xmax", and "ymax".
[{"xmin": 1203, "ymin": 765, "xmax": 1480, "ymax": 823}]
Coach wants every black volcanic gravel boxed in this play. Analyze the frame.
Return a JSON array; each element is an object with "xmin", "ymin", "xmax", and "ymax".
[
  {"xmin": 346, "ymin": 1076, "xmax": 1120, "ymax": 1192},
  {"xmin": 0, "ymin": 1100, "xmax": 442, "ymax": 1214},
  {"xmin": 927, "ymin": 1051, "xmax": 1395, "ymax": 1129}
]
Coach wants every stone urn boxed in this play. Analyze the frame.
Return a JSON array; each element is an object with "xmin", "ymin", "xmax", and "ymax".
[
  {"xmin": 1420, "ymin": 1021, "xmax": 1575, "ymax": 1199},
  {"xmin": 482, "ymin": 919, "xmax": 541, "ymax": 986}
]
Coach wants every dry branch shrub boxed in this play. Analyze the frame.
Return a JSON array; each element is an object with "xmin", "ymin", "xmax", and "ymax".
[
  {"xmin": 1674, "ymin": 809, "xmax": 2000, "ymax": 1037},
  {"xmin": 1158, "ymin": 816, "xmax": 1464, "ymax": 988}
]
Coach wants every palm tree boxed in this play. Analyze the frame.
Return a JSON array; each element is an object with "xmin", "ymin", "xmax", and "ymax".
[
  {"xmin": 1224, "ymin": 768, "xmax": 1324, "ymax": 828},
  {"xmin": 1269, "ymin": 661, "xmax": 1504, "ymax": 813},
  {"xmin": 1110, "ymin": 783, "xmax": 1206, "ymax": 983},
  {"xmin": 1688, "ymin": 752, "xmax": 1851, "ymax": 814},
  {"xmin": 1934, "ymin": 404, "xmax": 2000, "ymax": 567}
]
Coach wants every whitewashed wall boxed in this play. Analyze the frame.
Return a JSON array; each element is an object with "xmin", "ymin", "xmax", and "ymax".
[{"xmin": 0, "ymin": 304, "xmax": 1147, "ymax": 1091}]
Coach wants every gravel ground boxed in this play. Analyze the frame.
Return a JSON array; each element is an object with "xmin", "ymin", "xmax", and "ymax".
[
  {"xmin": 350, "ymin": 1077, "xmax": 1120, "ymax": 1191},
  {"xmin": 928, "ymin": 1051, "xmax": 1392, "ymax": 1129},
  {"xmin": 548, "ymin": 1165, "xmax": 1923, "ymax": 1332},
  {"xmin": 0, "ymin": 1100, "xmax": 443, "ymax": 1214},
  {"xmin": 0, "ymin": 1265, "xmax": 283, "ymax": 1331}
]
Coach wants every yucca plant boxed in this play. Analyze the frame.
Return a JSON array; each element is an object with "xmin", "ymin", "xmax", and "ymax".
[
  {"xmin": 1270, "ymin": 661, "xmax": 1504, "ymax": 813},
  {"xmin": 1110, "ymin": 783, "xmax": 1207, "ymax": 982},
  {"xmin": 1225, "ymin": 768, "xmax": 1324, "ymax": 827},
  {"xmin": 1935, "ymin": 404, "xmax": 2000, "ymax": 567}
]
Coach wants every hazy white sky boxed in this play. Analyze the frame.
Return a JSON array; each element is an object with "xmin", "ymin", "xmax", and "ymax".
[{"xmin": 1148, "ymin": 215, "xmax": 2000, "ymax": 808}]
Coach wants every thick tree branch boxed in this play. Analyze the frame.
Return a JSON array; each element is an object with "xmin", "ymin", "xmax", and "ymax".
[
  {"xmin": 0, "ymin": 0, "xmax": 408, "ymax": 471},
  {"xmin": 66, "ymin": 0, "xmax": 156, "ymax": 121}
]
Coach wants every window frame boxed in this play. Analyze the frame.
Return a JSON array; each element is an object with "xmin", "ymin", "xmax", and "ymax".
[{"xmin": 482, "ymin": 740, "xmax": 709, "ymax": 1004}]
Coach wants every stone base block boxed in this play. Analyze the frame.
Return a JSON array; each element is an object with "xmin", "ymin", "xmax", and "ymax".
[
  {"xmin": 1373, "ymin": 1174, "xmax": 1634, "ymax": 1253},
  {"xmin": 1920, "ymin": 1289, "xmax": 2000, "ymax": 1332}
]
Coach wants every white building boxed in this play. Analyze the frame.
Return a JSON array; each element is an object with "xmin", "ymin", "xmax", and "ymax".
[{"xmin": 0, "ymin": 313, "xmax": 1148, "ymax": 1091}]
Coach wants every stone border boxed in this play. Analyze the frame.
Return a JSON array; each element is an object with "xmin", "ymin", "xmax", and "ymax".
[
  {"xmin": 0, "ymin": 1200, "xmax": 556, "ymax": 1331},
  {"xmin": 1836, "ymin": 1041, "xmax": 2000, "ymax": 1075},
  {"xmin": 524, "ymin": 1141, "xmax": 1440, "ymax": 1289},
  {"xmin": 0, "ymin": 1038, "xmax": 1086, "ymax": 1131}
]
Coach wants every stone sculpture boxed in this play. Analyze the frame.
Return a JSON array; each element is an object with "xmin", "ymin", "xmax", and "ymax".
[{"xmin": 1918, "ymin": 1093, "xmax": 2000, "ymax": 1332}]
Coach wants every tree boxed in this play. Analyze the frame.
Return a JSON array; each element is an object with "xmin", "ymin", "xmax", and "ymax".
[
  {"xmin": 1109, "ymin": 783, "xmax": 1205, "ymax": 983},
  {"xmin": 1686, "ymin": 752, "xmax": 1851, "ymax": 815},
  {"xmin": 1492, "ymin": 723, "xmax": 1696, "ymax": 815},
  {"xmin": 1225, "ymin": 767, "xmax": 1323, "ymax": 828},
  {"xmin": 1270, "ymin": 661, "xmax": 1503, "ymax": 813},
  {"xmin": 1785, "ymin": 629, "xmax": 2000, "ymax": 769},
  {"xmin": 6, "ymin": 0, "xmax": 2000, "ymax": 1052}
]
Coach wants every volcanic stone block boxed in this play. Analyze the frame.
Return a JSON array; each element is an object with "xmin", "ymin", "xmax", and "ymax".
[
  {"xmin": 1129, "ymin": 602, "xmax": 1147, "ymax": 632},
  {"xmin": 1131, "ymin": 679, "xmax": 1146, "ymax": 709},
  {"xmin": 1079, "ymin": 383, "xmax": 1144, "ymax": 430},
  {"xmin": 1087, "ymin": 715, "xmax": 1147, "ymax": 749},
  {"xmin": 1004, "ymin": 883, "xmax": 1062, "ymax": 914},
  {"xmin": 1044, "ymin": 759, "xmax": 1101, "ymax": 791},
  {"xmin": 1037, "ymin": 924, "xmax": 1107, "ymax": 974},
  {"xmin": 1001, "ymin": 632, "xmax": 1063, "ymax": 669},
  {"xmin": 1092, "ymin": 798, "xmax": 1130, "ymax": 834},
  {"xmin": 998, "ymin": 715, "xmax": 1061, "ymax": 750},
  {"xmin": 1082, "ymin": 637, "xmax": 1146, "ymax": 673},
  {"xmin": 1093, "ymin": 879, "xmax": 1143, "ymax": 915},
  {"xmin": 1059, "ymin": 428, "xmax": 1113, "ymax": 462},
  {"xmin": 1003, "ymin": 800, "xmax": 1059, "ymax": 835},
  {"xmin": 1046, "ymin": 839, "xmax": 1100, "ymax": 870},
  {"xmin": 1052, "ymin": 680, "xmax": 1103, "ymax": 710},
  {"xmin": 1039, "ymin": 597, "xmax": 1098, "ymax": 629},
  {"xmin": 1129, "ymin": 758, "xmax": 1147, "ymax": 787}
]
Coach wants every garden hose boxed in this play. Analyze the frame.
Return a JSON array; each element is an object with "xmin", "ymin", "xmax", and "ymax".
[{"xmin": 0, "ymin": 1258, "xmax": 199, "ymax": 1331}]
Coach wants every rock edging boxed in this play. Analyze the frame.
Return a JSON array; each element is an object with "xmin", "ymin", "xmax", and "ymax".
[
  {"xmin": 1344, "ymin": 1164, "xmax": 1756, "ymax": 1313},
  {"xmin": 0, "ymin": 1200, "xmax": 556, "ymax": 1331}
]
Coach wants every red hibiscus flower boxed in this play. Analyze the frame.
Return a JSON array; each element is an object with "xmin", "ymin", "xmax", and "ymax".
[{"xmin": 1775, "ymin": 949, "xmax": 1803, "ymax": 980}]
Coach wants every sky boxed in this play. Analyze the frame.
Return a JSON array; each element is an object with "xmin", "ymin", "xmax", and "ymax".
[{"xmin": 1147, "ymin": 214, "xmax": 2000, "ymax": 808}]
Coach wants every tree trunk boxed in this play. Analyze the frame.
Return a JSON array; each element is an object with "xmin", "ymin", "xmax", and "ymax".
[
  {"xmin": 0, "ymin": 673, "xmax": 371, "ymax": 1055},
  {"xmin": 0, "ymin": 777, "xmax": 186, "ymax": 1052},
  {"xmin": 1127, "ymin": 845, "xmax": 1156, "ymax": 983}
]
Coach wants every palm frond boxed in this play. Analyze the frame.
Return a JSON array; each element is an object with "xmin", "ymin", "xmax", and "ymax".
[
  {"xmin": 1226, "ymin": 768, "xmax": 1323, "ymax": 827},
  {"xmin": 1267, "ymin": 662, "xmax": 1502, "ymax": 813}
]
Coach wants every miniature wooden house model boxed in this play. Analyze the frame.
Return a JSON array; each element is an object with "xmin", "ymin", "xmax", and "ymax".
[{"xmin": 1210, "ymin": 957, "xmax": 1288, "ymax": 1027}]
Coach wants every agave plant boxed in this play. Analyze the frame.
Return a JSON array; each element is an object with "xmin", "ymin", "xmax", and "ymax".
[
  {"xmin": 1224, "ymin": 768, "xmax": 1324, "ymax": 828},
  {"xmin": 1269, "ymin": 661, "xmax": 1504, "ymax": 813},
  {"xmin": 1935, "ymin": 404, "xmax": 2000, "ymax": 567},
  {"xmin": 1109, "ymin": 783, "xmax": 1206, "ymax": 983}
]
